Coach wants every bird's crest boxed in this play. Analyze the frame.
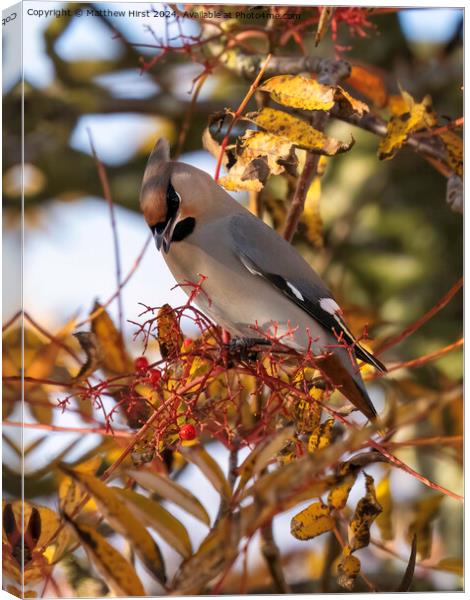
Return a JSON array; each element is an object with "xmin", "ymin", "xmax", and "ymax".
[{"xmin": 140, "ymin": 138, "xmax": 172, "ymax": 225}]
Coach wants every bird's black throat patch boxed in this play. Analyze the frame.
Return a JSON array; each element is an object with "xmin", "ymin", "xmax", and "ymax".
[{"xmin": 171, "ymin": 217, "xmax": 196, "ymax": 242}]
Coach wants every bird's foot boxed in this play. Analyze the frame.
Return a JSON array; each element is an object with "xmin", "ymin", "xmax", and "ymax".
[{"xmin": 224, "ymin": 337, "xmax": 272, "ymax": 362}]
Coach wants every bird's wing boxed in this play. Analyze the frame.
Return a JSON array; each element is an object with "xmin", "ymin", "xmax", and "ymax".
[{"xmin": 229, "ymin": 213, "xmax": 386, "ymax": 372}]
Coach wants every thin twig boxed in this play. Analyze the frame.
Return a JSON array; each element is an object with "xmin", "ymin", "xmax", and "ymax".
[
  {"xmin": 260, "ymin": 521, "xmax": 292, "ymax": 593},
  {"xmin": 87, "ymin": 129, "xmax": 124, "ymax": 333},
  {"xmin": 214, "ymin": 53, "xmax": 272, "ymax": 181},
  {"xmin": 376, "ymin": 277, "xmax": 463, "ymax": 355}
]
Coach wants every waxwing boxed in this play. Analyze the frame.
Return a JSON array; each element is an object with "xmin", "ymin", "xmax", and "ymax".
[{"xmin": 140, "ymin": 138, "xmax": 386, "ymax": 420}]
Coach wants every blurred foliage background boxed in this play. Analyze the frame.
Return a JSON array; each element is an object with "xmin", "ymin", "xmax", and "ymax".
[{"xmin": 2, "ymin": 3, "xmax": 463, "ymax": 596}]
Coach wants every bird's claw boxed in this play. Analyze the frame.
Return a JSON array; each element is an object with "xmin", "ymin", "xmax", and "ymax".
[{"xmin": 224, "ymin": 337, "xmax": 272, "ymax": 361}]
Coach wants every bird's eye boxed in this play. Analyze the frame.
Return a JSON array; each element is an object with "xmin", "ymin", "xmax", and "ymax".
[{"xmin": 166, "ymin": 182, "xmax": 180, "ymax": 213}]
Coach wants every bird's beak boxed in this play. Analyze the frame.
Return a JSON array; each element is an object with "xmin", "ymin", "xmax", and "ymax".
[{"xmin": 154, "ymin": 213, "xmax": 177, "ymax": 254}]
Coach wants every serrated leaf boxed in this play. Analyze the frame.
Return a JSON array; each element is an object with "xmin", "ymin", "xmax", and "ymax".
[
  {"xmin": 407, "ymin": 494, "xmax": 443, "ymax": 559},
  {"xmin": 65, "ymin": 517, "xmax": 145, "ymax": 596},
  {"xmin": 128, "ymin": 468, "xmax": 210, "ymax": 525},
  {"xmin": 348, "ymin": 473, "xmax": 382, "ymax": 552},
  {"xmin": 62, "ymin": 467, "xmax": 166, "ymax": 584},
  {"xmin": 157, "ymin": 304, "xmax": 183, "ymax": 359},
  {"xmin": 91, "ymin": 302, "xmax": 133, "ymax": 374},
  {"xmin": 378, "ymin": 91, "xmax": 437, "ymax": 160},
  {"xmin": 376, "ymin": 472, "xmax": 394, "ymax": 541},
  {"xmin": 115, "ymin": 488, "xmax": 192, "ymax": 558},
  {"xmin": 337, "ymin": 549, "xmax": 361, "ymax": 590},
  {"xmin": 248, "ymin": 108, "xmax": 353, "ymax": 155},
  {"xmin": 291, "ymin": 501, "xmax": 334, "ymax": 540}
]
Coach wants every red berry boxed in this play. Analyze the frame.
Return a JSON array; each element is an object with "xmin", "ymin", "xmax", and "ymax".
[
  {"xmin": 183, "ymin": 338, "xmax": 192, "ymax": 348},
  {"xmin": 148, "ymin": 368, "xmax": 162, "ymax": 386},
  {"xmin": 179, "ymin": 424, "xmax": 197, "ymax": 441},
  {"xmin": 134, "ymin": 356, "xmax": 149, "ymax": 371}
]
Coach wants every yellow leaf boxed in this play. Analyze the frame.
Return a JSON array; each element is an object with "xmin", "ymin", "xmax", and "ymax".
[
  {"xmin": 435, "ymin": 557, "xmax": 463, "ymax": 576},
  {"xmin": 337, "ymin": 550, "xmax": 361, "ymax": 590},
  {"xmin": 248, "ymin": 108, "xmax": 354, "ymax": 155},
  {"xmin": 291, "ymin": 501, "xmax": 334, "ymax": 540},
  {"xmin": 115, "ymin": 488, "xmax": 192, "ymax": 558},
  {"xmin": 180, "ymin": 443, "xmax": 232, "ymax": 499},
  {"xmin": 219, "ymin": 174, "xmax": 264, "ymax": 192},
  {"xmin": 300, "ymin": 175, "xmax": 324, "ymax": 248},
  {"xmin": 407, "ymin": 494, "xmax": 443, "ymax": 559},
  {"xmin": 378, "ymin": 91, "xmax": 437, "ymax": 160},
  {"xmin": 294, "ymin": 393, "xmax": 322, "ymax": 434},
  {"xmin": 334, "ymin": 86, "xmax": 369, "ymax": 117},
  {"xmin": 439, "ymin": 130, "xmax": 463, "ymax": 177},
  {"xmin": 347, "ymin": 64, "xmax": 388, "ymax": 108},
  {"xmin": 308, "ymin": 418, "xmax": 334, "ymax": 452},
  {"xmin": 261, "ymin": 75, "xmax": 336, "ymax": 111},
  {"xmin": 128, "ymin": 468, "xmax": 210, "ymax": 525},
  {"xmin": 28, "ymin": 388, "xmax": 54, "ymax": 426},
  {"xmin": 239, "ymin": 130, "xmax": 296, "ymax": 175},
  {"xmin": 348, "ymin": 473, "xmax": 382, "ymax": 552},
  {"xmin": 65, "ymin": 518, "xmax": 145, "ymax": 596},
  {"xmin": 157, "ymin": 304, "xmax": 183, "ymax": 359},
  {"xmin": 328, "ymin": 465, "xmax": 358, "ymax": 511},
  {"xmin": 61, "ymin": 467, "xmax": 166, "ymax": 584},
  {"xmin": 375, "ymin": 473, "xmax": 394, "ymax": 541},
  {"xmin": 91, "ymin": 302, "xmax": 133, "ymax": 374}
]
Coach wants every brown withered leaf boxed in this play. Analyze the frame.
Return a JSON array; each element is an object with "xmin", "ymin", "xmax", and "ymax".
[
  {"xmin": 337, "ymin": 548, "xmax": 361, "ymax": 591},
  {"xmin": 379, "ymin": 91, "xmax": 437, "ymax": 160},
  {"xmin": 396, "ymin": 534, "xmax": 417, "ymax": 592},
  {"xmin": 91, "ymin": 301, "xmax": 133, "ymax": 374},
  {"xmin": 73, "ymin": 331, "xmax": 101, "ymax": 381},
  {"xmin": 348, "ymin": 473, "xmax": 382, "ymax": 552},
  {"xmin": 157, "ymin": 304, "xmax": 184, "ymax": 359},
  {"xmin": 439, "ymin": 130, "xmax": 463, "ymax": 178},
  {"xmin": 248, "ymin": 107, "xmax": 354, "ymax": 156},
  {"xmin": 172, "ymin": 513, "xmax": 241, "ymax": 595},
  {"xmin": 333, "ymin": 86, "xmax": 369, "ymax": 117},
  {"xmin": 347, "ymin": 64, "xmax": 388, "ymax": 108},
  {"xmin": 407, "ymin": 494, "xmax": 443, "ymax": 559},
  {"xmin": 290, "ymin": 501, "xmax": 334, "ymax": 540}
]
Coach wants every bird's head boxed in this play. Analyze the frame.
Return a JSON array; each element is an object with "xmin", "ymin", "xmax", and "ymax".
[
  {"xmin": 140, "ymin": 138, "xmax": 220, "ymax": 253},
  {"xmin": 141, "ymin": 137, "xmax": 242, "ymax": 253}
]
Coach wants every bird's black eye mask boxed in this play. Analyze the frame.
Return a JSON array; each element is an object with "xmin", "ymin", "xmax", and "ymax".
[{"xmin": 150, "ymin": 181, "xmax": 180, "ymax": 236}]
